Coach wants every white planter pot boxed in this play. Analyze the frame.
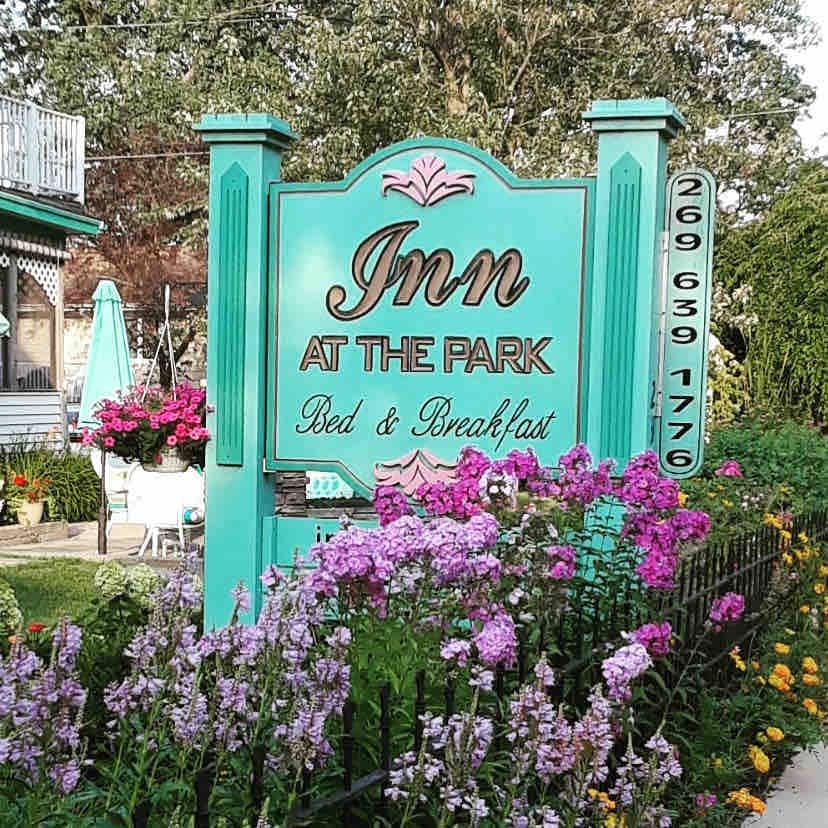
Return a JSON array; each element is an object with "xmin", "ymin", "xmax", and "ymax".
[{"xmin": 17, "ymin": 500, "xmax": 44, "ymax": 527}]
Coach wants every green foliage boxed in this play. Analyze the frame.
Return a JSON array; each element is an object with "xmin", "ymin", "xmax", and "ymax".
[
  {"xmin": 699, "ymin": 418, "xmax": 828, "ymax": 514},
  {"xmin": 2, "ymin": 558, "xmax": 99, "ymax": 628},
  {"xmin": 661, "ymin": 533, "xmax": 828, "ymax": 826},
  {"xmin": 1, "ymin": 0, "xmax": 817, "ymax": 223},
  {"xmin": 0, "ymin": 444, "xmax": 100, "ymax": 524},
  {"xmin": 715, "ymin": 163, "xmax": 828, "ymax": 420}
]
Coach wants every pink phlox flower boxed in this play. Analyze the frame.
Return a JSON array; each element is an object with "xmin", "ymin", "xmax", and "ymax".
[{"xmin": 715, "ymin": 460, "xmax": 743, "ymax": 478}]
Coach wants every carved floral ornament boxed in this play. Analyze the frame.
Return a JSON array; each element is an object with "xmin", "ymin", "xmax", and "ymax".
[
  {"xmin": 374, "ymin": 448, "xmax": 458, "ymax": 496},
  {"xmin": 381, "ymin": 154, "xmax": 475, "ymax": 206}
]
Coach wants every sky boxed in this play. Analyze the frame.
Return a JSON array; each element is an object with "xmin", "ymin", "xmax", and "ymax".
[{"xmin": 793, "ymin": 0, "xmax": 827, "ymax": 155}]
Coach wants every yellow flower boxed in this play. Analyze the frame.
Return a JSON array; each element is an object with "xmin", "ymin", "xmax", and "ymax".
[
  {"xmin": 803, "ymin": 698, "xmax": 819, "ymax": 715},
  {"xmin": 768, "ymin": 674, "xmax": 790, "ymax": 693},
  {"xmin": 799, "ymin": 532, "xmax": 810, "ymax": 543},
  {"xmin": 728, "ymin": 789, "xmax": 751, "ymax": 808},
  {"xmin": 782, "ymin": 552, "xmax": 794, "ymax": 566},
  {"xmin": 766, "ymin": 727, "xmax": 784, "ymax": 742},
  {"xmin": 774, "ymin": 642, "xmax": 791, "ymax": 655},
  {"xmin": 712, "ymin": 756, "xmax": 724, "ymax": 770},
  {"xmin": 815, "ymin": 583, "xmax": 825, "ymax": 595},
  {"xmin": 605, "ymin": 815, "xmax": 627, "ymax": 828},
  {"xmin": 800, "ymin": 605, "xmax": 811, "ymax": 614},
  {"xmin": 723, "ymin": 499, "xmax": 733, "ymax": 508},
  {"xmin": 728, "ymin": 789, "xmax": 766, "ymax": 815},
  {"xmin": 729, "ymin": 649, "xmax": 747, "ymax": 672},
  {"xmin": 772, "ymin": 664, "xmax": 793, "ymax": 683},
  {"xmin": 677, "ymin": 492, "xmax": 688, "ymax": 507},
  {"xmin": 755, "ymin": 732, "xmax": 768, "ymax": 744},
  {"xmin": 781, "ymin": 529, "xmax": 792, "ymax": 542},
  {"xmin": 763, "ymin": 514, "xmax": 783, "ymax": 529},
  {"xmin": 751, "ymin": 660, "xmax": 761, "ymax": 670},
  {"xmin": 802, "ymin": 674, "xmax": 820, "ymax": 687},
  {"xmin": 819, "ymin": 565, "xmax": 828, "ymax": 578},
  {"xmin": 749, "ymin": 745, "xmax": 770, "ymax": 774},
  {"xmin": 802, "ymin": 657, "xmax": 819, "ymax": 674},
  {"xmin": 707, "ymin": 492, "xmax": 716, "ymax": 499}
]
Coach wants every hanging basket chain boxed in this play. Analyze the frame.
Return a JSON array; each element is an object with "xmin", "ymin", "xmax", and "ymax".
[{"xmin": 140, "ymin": 285, "xmax": 179, "ymax": 403}]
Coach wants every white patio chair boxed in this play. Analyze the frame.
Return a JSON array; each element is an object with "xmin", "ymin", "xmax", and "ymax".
[{"xmin": 127, "ymin": 465, "xmax": 205, "ymax": 558}]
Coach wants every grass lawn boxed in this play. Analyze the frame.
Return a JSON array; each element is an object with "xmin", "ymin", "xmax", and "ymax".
[{"xmin": 2, "ymin": 558, "xmax": 99, "ymax": 627}]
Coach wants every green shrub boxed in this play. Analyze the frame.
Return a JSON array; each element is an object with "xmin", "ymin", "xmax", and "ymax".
[
  {"xmin": 715, "ymin": 163, "xmax": 828, "ymax": 420},
  {"xmin": 699, "ymin": 417, "xmax": 828, "ymax": 513},
  {"xmin": 0, "ymin": 443, "xmax": 100, "ymax": 523}
]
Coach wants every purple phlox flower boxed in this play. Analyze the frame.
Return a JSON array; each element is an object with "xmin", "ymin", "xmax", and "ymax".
[
  {"xmin": 260, "ymin": 564, "xmax": 285, "ymax": 589},
  {"xmin": 552, "ymin": 444, "xmax": 615, "ymax": 506},
  {"xmin": 709, "ymin": 592, "xmax": 745, "ymax": 629},
  {"xmin": 48, "ymin": 759, "xmax": 81, "ymax": 794},
  {"xmin": 601, "ymin": 643, "xmax": 652, "ymax": 702},
  {"xmin": 546, "ymin": 544, "xmax": 576, "ymax": 581},
  {"xmin": 670, "ymin": 509, "xmax": 711, "ymax": 543},
  {"xmin": 473, "ymin": 609, "xmax": 517, "ymax": 667},
  {"xmin": 469, "ymin": 666, "xmax": 494, "ymax": 692},
  {"xmin": 617, "ymin": 451, "xmax": 679, "ymax": 510},
  {"xmin": 372, "ymin": 485, "xmax": 414, "ymax": 526},
  {"xmin": 630, "ymin": 621, "xmax": 672, "ymax": 658},
  {"xmin": 441, "ymin": 638, "xmax": 472, "ymax": 668}
]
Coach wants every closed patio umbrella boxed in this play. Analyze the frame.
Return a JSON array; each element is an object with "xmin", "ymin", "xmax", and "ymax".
[{"xmin": 78, "ymin": 280, "xmax": 134, "ymax": 429}]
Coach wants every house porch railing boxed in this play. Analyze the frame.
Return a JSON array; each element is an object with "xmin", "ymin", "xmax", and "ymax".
[{"xmin": 0, "ymin": 95, "xmax": 85, "ymax": 203}]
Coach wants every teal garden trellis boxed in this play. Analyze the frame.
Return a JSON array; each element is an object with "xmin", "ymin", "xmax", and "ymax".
[{"xmin": 195, "ymin": 98, "xmax": 715, "ymax": 628}]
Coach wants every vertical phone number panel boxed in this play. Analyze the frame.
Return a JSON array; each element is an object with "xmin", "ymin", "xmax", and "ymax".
[{"xmin": 658, "ymin": 169, "xmax": 716, "ymax": 478}]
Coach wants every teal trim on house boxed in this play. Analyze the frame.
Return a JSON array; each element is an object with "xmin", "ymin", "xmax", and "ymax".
[{"xmin": 0, "ymin": 190, "xmax": 103, "ymax": 236}]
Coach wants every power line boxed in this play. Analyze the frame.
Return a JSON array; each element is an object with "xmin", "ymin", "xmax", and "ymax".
[{"xmin": 86, "ymin": 151, "xmax": 209, "ymax": 161}]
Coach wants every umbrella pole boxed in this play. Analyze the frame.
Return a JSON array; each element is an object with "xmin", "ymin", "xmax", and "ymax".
[{"xmin": 98, "ymin": 449, "xmax": 108, "ymax": 556}]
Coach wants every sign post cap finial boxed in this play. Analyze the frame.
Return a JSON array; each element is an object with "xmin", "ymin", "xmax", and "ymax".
[
  {"xmin": 582, "ymin": 98, "xmax": 686, "ymax": 137},
  {"xmin": 194, "ymin": 113, "xmax": 297, "ymax": 148}
]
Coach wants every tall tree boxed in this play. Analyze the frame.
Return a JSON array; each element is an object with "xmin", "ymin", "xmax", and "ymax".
[
  {"xmin": 2, "ymin": 1, "xmax": 817, "ymax": 216},
  {"xmin": 714, "ymin": 161, "xmax": 828, "ymax": 422},
  {"xmin": 1, "ymin": 1, "xmax": 819, "ymax": 368}
]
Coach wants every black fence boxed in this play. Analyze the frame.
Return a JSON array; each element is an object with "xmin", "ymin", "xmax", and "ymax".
[{"xmin": 132, "ymin": 509, "xmax": 827, "ymax": 827}]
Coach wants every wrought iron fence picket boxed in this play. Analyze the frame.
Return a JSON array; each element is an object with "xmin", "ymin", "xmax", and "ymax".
[{"xmin": 134, "ymin": 511, "xmax": 827, "ymax": 827}]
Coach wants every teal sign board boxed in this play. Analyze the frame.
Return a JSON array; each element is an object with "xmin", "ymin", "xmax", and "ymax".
[
  {"xmin": 657, "ymin": 169, "xmax": 716, "ymax": 478},
  {"xmin": 265, "ymin": 143, "xmax": 593, "ymax": 495},
  {"xmin": 195, "ymin": 99, "xmax": 716, "ymax": 627}
]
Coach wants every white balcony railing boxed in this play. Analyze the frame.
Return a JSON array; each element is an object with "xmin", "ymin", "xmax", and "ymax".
[{"xmin": 0, "ymin": 96, "xmax": 85, "ymax": 204}]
